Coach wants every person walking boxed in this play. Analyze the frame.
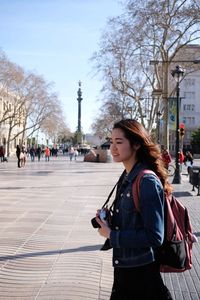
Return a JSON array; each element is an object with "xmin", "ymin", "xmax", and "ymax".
[
  {"xmin": 74, "ymin": 149, "xmax": 79, "ymax": 160},
  {"xmin": 69, "ymin": 146, "xmax": 74, "ymax": 161},
  {"xmin": 36, "ymin": 146, "xmax": 42, "ymax": 162},
  {"xmin": 184, "ymin": 151, "xmax": 193, "ymax": 167},
  {"xmin": 29, "ymin": 146, "xmax": 35, "ymax": 162},
  {"xmin": 20, "ymin": 146, "xmax": 27, "ymax": 167},
  {"xmin": 0, "ymin": 146, "xmax": 5, "ymax": 162},
  {"xmin": 95, "ymin": 119, "xmax": 173, "ymax": 300},
  {"xmin": 161, "ymin": 148, "xmax": 172, "ymax": 170},
  {"xmin": 16, "ymin": 145, "xmax": 21, "ymax": 168},
  {"xmin": 184, "ymin": 151, "xmax": 194, "ymax": 175},
  {"xmin": 45, "ymin": 146, "xmax": 50, "ymax": 162},
  {"xmin": 179, "ymin": 150, "xmax": 185, "ymax": 173}
]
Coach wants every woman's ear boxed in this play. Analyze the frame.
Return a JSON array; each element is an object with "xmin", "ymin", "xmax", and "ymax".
[{"xmin": 133, "ymin": 143, "xmax": 141, "ymax": 151}]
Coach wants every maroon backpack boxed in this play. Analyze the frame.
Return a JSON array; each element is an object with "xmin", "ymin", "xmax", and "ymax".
[{"xmin": 132, "ymin": 169, "xmax": 196, "ymax": 273}]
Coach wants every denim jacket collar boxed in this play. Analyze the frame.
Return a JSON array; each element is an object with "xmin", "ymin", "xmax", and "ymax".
[{"xmin": 124, "ymin": 162, "xmax": 150, "ymax": 185}]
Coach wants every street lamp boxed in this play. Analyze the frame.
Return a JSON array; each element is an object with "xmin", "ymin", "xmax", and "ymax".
[
  {"xmin": 152, "ymin": 89, "xmax": 163, "ymax": 144},
  {"xmin": 150, "ymin": 59, "xmax": 200, "ymax": 150},
  {"xmin": 171, "ymin": 65, "xmax": 184, "ymax": 184},
  {"xmin": 157, "ymin": 111, "xmax": 162, "ymax": 144}
]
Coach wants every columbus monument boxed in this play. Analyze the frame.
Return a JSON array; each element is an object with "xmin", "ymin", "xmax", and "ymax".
[{"xmin": 77, "ymin": 80, "xmax": 83, "ymax": 133}]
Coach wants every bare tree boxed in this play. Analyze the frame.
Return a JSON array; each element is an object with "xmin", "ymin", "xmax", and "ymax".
[
  {"xmin": 0, "ymin": 50, "xmax": 69, "ymax": 155},
  {"xmin": 91, "ymin": 88, "xmax": 136, "ymax": 139},
  {"xmin": 0, "ymin": 51, "xmax": 25, "ymax": 126},
  {"xmin": 41, "ymin": 101, "xmax": 71, "ymax": 144},
  {"xmin": 91, "ymin": 8, "xmax": 159, "ymax": 135},
  {"xmin": 91, "ymin": 0, "xmax": 200, "ymax": 146}
]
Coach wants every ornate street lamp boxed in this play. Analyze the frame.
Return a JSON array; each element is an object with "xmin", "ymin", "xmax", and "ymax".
[
  {"xmin": 150, "ymin": 59, "xmax": 200, "ymax": 151},
  {"xmin": 171, "ymin": 65, "xmax": 184, "ymax": 184},
  {"xmin": 157, "ymin": 111, "xmax": 162, "ymax": 144},
  {"xmin": 152, "ymin": 89, "xmax": 163, "ymax": 144}
]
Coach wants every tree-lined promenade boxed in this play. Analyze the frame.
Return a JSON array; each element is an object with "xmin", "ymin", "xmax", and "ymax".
[
  {"xmin": 0, "ymin": 156, "xmax": 200, "ymax": 299},
  {"xmin": 2, "ymin": 1, "xmax": 200, "ymax": 154},
  {"xmin": 0, "ymin": 50, "xmax": 71, "ymax": 156},
  {"xmin": 91, "ymin": 0, "xmax": 200, "ymax": 148}
]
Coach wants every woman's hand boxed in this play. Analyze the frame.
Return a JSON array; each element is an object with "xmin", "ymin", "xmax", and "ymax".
[{"xmin": 95, "ymin": 217, "xmax": 111, "ymax": 239}]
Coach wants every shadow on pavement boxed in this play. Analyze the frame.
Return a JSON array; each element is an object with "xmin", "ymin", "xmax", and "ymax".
[
  {"xmin": 0, "ymin": 244, "xmax": 102, "ymax": 261},
  {"xmin": 194, "ymin": 231, "xmax": 200, "ymax": 237},
  {"xmin": 173, "ymin": 191, "xmax": 193, "ymax": 197},
  {"xmin": 0, "ymin": 184, "xmax": 115, "ymax": 190}
]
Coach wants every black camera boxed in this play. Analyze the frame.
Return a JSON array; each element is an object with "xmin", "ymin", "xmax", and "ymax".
[{"xmin": 91, "ymin": 209, "xmax": 108, "ymax": 228}]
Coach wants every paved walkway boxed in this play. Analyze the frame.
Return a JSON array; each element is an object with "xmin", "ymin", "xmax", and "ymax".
[{"xmin": 0, "ymin": 156, "xmax": 199, "ymax": 300}]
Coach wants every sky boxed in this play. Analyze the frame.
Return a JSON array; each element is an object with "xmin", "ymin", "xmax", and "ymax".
[{"xmin": 0, "ymin": 0, "xmax": 123, "ymax": 133}]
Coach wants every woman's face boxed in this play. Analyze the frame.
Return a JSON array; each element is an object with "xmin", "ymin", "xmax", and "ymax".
[{"xmin": 110, "ymin": 128, "xmax": 136, "ymax": 166}]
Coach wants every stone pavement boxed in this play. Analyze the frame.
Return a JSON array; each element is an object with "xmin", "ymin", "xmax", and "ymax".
[{"xmin": 0, "ymin": 156, "xmax": 199, "ymax": 300}]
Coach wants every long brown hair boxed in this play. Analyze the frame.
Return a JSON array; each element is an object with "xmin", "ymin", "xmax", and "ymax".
[{"xmin": 113, "ymin": 119, "xmax": 172, "ymax": 195}]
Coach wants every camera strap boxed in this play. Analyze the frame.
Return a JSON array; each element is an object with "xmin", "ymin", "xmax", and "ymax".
[
  {"xmin": 101, "ymin": 182, "xmax": 118, "ymax": 209},
  {"xmin": 101, "ymin": 170, "xmax": 127, "ymax": 210}
]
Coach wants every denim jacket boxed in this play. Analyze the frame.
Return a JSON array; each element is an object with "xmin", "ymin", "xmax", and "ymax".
[{"xmin": 109, "ymin": 163, "xmax": 165, "ymax": 268}]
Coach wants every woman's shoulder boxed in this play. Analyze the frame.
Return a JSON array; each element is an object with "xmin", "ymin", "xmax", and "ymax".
[{"xmin": 137, "ymin": 168, "xmax": 162, "ymax": 187}]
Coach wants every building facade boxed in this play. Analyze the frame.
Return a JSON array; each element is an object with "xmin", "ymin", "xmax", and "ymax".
[
  {"xmin": 167, "ymin": 45, "xmax": 200, "ymax": 154},
  {"xmin": 0, "ymin": 90, "xmax": 25, "ymax": 156}
]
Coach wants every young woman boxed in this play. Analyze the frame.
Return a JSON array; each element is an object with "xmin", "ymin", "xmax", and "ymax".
[{"xmin": 95, "ymin": 119, "xmax": 173, "ymax": 300}]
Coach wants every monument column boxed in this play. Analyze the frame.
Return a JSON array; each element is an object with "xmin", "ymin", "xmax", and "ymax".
[{"xmin": 77, "ymin": 81, "xmax": 83, "ymax": 133}]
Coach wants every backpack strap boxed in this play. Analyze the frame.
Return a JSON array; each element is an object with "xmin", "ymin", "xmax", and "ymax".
[{"xmin": 132, "ymin": 169, "xmax": 157, "ymax": 211}]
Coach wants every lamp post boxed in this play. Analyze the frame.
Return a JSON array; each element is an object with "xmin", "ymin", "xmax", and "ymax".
[
  {"xmin": 150, "ymin": 59, "xmax": 200, "ymax": 150},
  {"xmin": 171, "ymin": 65, "xmax": 184, "ymax": 184},
  {"xmin": 157, "ymin": 111, "xmax": 162, "ymax": 144},
  {"xmin": 152, "ymin": 88, "xmax": 163, "ymax": 144}
]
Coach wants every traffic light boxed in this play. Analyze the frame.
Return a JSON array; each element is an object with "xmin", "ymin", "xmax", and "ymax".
[{"xmin": 180, "ymin": 123, "xmax": 185, "ymax": 137}]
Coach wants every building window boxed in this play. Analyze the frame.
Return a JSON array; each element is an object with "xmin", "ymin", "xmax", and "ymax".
[
  {"xmin": 183, "ymin": 104, "xmax": 195, "ymax": 111},
  {"xmin": 183, "ymin": 117, "xmax": 195, "ymax": 125},
  {"xmin": 183, "ymin": 92, "xmax": 195, "ymax": 99},
  {"xmin": 184, "ymin": 78, "xmax": 195, "ymax": 86},
  {"xmin": 186, "ymin": 131, "xmax": 190, "ymax": 139}
]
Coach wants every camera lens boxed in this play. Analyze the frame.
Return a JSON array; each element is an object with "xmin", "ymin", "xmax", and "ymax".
[{"xmin": 91, "ymin": 217, "xmax": 101, "ymax": 228}]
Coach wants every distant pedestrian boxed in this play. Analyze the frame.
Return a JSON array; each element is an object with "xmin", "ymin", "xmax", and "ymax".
[
  {"xmin": 16, "ymin": 145, "xmax": 21, "ymax": 168},
  {"xmin": 36, "ymin": 146, "xmax": 42, "ymax": 161},
  {"xmin": 20, "ymin": 146, "xmax": 27, "ymax": 167},
  {"xmin": 74, "ymin": 149, "xmax": 78, "ymax": 160},
  {"xmin": 161, "ymin": 148, "xmax": 172, "ymax": 170},
  {"xmin": 69, "ymin": 147, "xmax": 74, "ymax": 161},
  {"xmin": 179, "ymin": 150, "xmax": 185, "ymax": 172},
  {"xmin": 184, "ymin": 151, "xmax": 193, "ymax": 174},
  {"xmin": 45, "ymin": 147, "xmax": 50, "ymax": 161},
  {"xmin": 184, "ymin": 151, "xmax": 193, "ymax": 166},
  {"xmin": 0, "ymin": 145, "xmax": 5, "ymax": 162},
  {"xmin": 29, "ymin": 146, "xmax": 35, "ymax": 162}
]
